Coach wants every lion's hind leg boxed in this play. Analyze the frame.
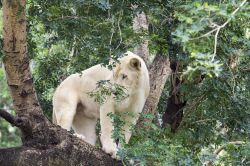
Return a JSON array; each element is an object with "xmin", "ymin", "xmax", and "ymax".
[
  {"xmin": 72, "ymin": 104, "xmax": 97, "ymax": 145},
  {"xmin": 53, "ymin": 100, "xmax": 78, "ymax": 131}
]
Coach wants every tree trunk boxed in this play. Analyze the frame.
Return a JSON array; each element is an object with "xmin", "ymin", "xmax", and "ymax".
[
  {"xmin": 0, "ymin": 1, "xmax": 120, "ymax": 165},
  {"xmin": 133, "ymin": 10, "xmax": 149, "ymax": 67},
  {"xmin": 162, "ymin": 61, "xmax": 186, "ymax": 132},
  {"xmin": 132, "ymin": 9, "xmax": 171, "ymax": 127},
  {"xmin": 3, "ymin": 0, "xmax": 41, "ymax": 116},
  {"xmin": 137, "ymin": 53, "xmax": 171, "ymax": 127},
  {"xmin": 158, "ymin": 4, "xmax": 187, "ymax": 132}
]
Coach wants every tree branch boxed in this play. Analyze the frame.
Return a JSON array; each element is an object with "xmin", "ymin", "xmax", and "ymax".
[
  {"xmin": 0, "ymin": 108, "xmax": 15, "ymax": 126},
  {"xmin": 192, "ymin": 0, "xmax": 247, "ymax": 40},
  {"xmin": 190, "ymin": 0, "xmax": 248, "ymax": 61},
  {"xmin": 0, "ymin": 145, "xmax": 122, "ymax": 166},
  {"xmin": 206, "ymin": 141, "xmax": 245, "ymax": 166},
  {"xmin": 0, "ymin": 107, "xmax": 121, "ymax": 165},
  {"xmin": 114, "ymin": 9, "xmax": 123, "ymax": 50},
  {"xmin": 0, "ymin": 108, "xmax": 33, "ymax": 139}
]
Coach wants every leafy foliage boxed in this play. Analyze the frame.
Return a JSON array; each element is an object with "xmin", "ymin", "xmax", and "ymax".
[
  {"xmin": 88, "ymin": 80, "xmax": 129, "ymax": 104},
  {"xmin": 0, "ymin": 0, "xmax": 249, "ymax": 165}
]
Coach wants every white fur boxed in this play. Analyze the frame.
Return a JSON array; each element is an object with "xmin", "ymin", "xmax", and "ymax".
[{"xmin": 52, "ymin": 51, "xmax": 150, "ymax": 157}]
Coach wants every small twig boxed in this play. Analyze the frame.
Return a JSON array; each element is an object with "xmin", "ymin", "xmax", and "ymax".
[
  {"xmin": 225, "ymin": 62, "xmax": 236, "ymax": 96},
  {"xmin": 114, "ymin": 0, "xmax": 124, "ymax": 51},
  {"xmin": 51, "ymin": 16, "xmax": 87, "ymax": 21},
  {"xmin": 214, "ymin": 141, "xmax": 245, "ymax": 155},
  {"xmin": 193, "ymin": 0, "xmax": 247, "ymax": 41},
  {"xmin": 69, "ymin": 36, "xmax": 77, "ymax": 57},
  {"xmin": 114, "ymin": 10, "xmax": 123, "ymax": 50},
  {"xmin": 190, "ymin": 28, "xmax": 218, "ymax": 40},
  {"xmin": 191, "ymin": 118, "xmax": 216, "ymax": 124},
  {"xmin": 109, "ymin": 15, "xmax": 115, "ymax": 57},
  {"xmin": 212, "ymin": 0, "xmax": 247, "ymax": 61},
  {"xmin": 212, "ymin": 28, "xmax": 220, "ymax": 61},
  {"xmin": 220, "ymin": 0, "xmax": 247, "ymax": 28}
]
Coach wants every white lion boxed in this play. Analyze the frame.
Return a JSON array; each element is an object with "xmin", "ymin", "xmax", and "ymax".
[{"xmin": 52, "ymin": 51, "xmax": 150, "ymax": 157}]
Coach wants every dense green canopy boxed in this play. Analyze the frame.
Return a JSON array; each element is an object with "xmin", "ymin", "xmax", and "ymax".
[{"xmin": 0, "ymin": 0, "xmax": 249, "ymax": 165}]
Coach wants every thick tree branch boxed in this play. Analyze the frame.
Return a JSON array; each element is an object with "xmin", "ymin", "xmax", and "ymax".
[
  {"xmin": 0, "ymin": 109, "xmax": 121, "ymax": 165},
  {"xmin": 0, "ymin": 145, "xmax": 122, "ymax": 166}
]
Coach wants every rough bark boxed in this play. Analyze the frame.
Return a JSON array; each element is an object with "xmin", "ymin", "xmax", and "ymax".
[
  {"xmin": 133, "ymin": 10, "xmax": 149, "ymax": 67},
  {"xmin": 3, "ymin": 0, "xmax": 41, "ymax": 116},
  {"xmin": 0, "ymin": 130, "xmax": 121, "ymax": 166},
  {"xmin": 132, "ymin": 9, "xmax": 171, "ymax": 127},
  {"xmin": 0, "ymin": 146, "xmax": 118, "ymax": 166},
  {"xmin": 137, "ymin": 53, "xmax": 171, "ymax": 127},
  {"xmin": 1, "ymin": 1, "xmax": 121, "ymax": 165}
]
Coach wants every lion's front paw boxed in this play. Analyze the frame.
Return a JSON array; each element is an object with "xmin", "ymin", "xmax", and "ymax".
[
  {"xmin": 102, "ymin": 144, "xmax": 118, "ymax": 159},
  {"xmin": 74, "ymin": 133, "xmax": 86, "ymax": 140}
]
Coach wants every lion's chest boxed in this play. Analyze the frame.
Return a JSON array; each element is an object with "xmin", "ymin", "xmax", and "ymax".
[{"xmin": 114, "ymin": 94, "xmax": 138, "ymax": 113}]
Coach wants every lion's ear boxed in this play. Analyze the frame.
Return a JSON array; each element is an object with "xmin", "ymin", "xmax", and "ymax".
[{"xmin": 129, "ymin": 58, "xmax": 141, "ymax": 71}]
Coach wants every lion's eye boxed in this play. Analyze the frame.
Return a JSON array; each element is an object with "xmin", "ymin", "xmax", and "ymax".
[{"xmin": 121, "ymin": 74, "xmax": 127, "ymax": 80}]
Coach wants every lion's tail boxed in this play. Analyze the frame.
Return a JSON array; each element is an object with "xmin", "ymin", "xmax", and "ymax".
[{"xmin": 52, "ymin": 108, "xmax": 57, "ymax": 124}]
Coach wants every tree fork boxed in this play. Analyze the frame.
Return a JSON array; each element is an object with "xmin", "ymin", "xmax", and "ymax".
[
  {"xmin": 0, "ymin": 108, "xmax": 121, "ymax": 165},
  {"xmin": 0, "ymin": 109, "xmax": 32, "ymax": 136}
]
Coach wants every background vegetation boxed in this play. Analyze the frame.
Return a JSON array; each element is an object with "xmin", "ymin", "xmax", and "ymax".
[{"xmin": 0, "ymin": 0, "xmax": 249, "ymax": 165}]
